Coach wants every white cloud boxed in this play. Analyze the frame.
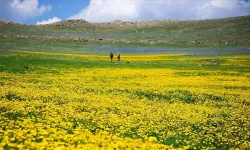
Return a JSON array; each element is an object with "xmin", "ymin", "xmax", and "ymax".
[
  {"xmin": 36, "ymin": 17, "xmax": 61, "ymax": 25},
  {"xmin": 69, "ymin": 0, "xmax": 250, "ymax": 22},
  {"xmin": 0, "ymin": 0, "xmax": 51, "ymax": 22},
  {"xmin": 69, "ymin": 0, "xmax": 141, "ymax": 22}
]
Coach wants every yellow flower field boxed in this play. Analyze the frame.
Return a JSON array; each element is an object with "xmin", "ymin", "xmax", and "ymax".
[{"xmin": 0, "ymin": 50, "xmax": 250, "ymax": 149}]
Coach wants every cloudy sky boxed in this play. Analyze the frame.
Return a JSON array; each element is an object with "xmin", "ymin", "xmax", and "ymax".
[{"xmin": 0, "ymin": 0, "xmax": 250, "ymax": 25}]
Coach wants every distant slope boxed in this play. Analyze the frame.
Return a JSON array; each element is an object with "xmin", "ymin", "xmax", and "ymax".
[{"xmin": 0, "ymin": 15, "xmax": 250, "ymax": 46}]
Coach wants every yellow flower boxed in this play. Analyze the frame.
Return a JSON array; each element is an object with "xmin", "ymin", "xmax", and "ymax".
[{"xmin": 149, "ymin": 136, "xmax": 157, "ymax": 142}]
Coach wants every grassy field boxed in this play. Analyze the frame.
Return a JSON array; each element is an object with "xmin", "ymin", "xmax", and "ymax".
[
  {"xmin": 0, "ymin": 49, "xmax": 250, "ymax": 149},
  {"xmin": 0, "ymin": 15, "xmax": 250, "ymax": 149}
]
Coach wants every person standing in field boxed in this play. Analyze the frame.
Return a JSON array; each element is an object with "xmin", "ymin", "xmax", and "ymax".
[
  {"xmin": 110, "ymin": 52, "xmax": 113, "ymax": 61},
  {"xmin": 117, "ymin": 53, "xmax": 120, "ymax": 61}
]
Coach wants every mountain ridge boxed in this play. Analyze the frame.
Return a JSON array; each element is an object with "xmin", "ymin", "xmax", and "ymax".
[{"xmin": 1, "ymin": 15, "xmax": 249, "ymax": 28}]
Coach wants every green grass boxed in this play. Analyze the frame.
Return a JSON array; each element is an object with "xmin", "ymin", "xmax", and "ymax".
[{"xmin": 0, "ymin": 50, "xmax": 249, "ymax": 74}]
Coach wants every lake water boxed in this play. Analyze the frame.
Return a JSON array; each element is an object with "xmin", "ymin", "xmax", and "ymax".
[{"xmin": 91, "ymin": 46, "xmax": 250, "ymax": 56}]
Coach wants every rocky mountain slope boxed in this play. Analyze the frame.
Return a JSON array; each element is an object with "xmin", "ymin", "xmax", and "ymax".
[{"xmin": 0, "ymin": 15, "xmax": 250, "ymax": 46}]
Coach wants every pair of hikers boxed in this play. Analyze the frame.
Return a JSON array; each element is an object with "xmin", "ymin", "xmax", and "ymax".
[{"xmin": 110, "ymin": 53, "xmax": 120, "ymax": 62}]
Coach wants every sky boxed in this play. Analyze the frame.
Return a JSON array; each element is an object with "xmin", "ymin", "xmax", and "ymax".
[{"xmin": 0, "ymin": 0, "xmax": 250, "ymax": 25}]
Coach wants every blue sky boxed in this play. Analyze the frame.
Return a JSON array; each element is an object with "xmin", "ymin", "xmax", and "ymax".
[
  {"xmin": 0, "ymin": 0, "xmax": 250, "ymax": 24},
  {"xmin": 25, "ymin": 0, "xmax": 90, "ymax": 24}
]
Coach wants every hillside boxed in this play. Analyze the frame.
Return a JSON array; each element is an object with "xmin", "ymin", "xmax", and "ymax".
[{"xmin": 1, "ymin": 16, "xmax": 250, "ymax": 45}]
